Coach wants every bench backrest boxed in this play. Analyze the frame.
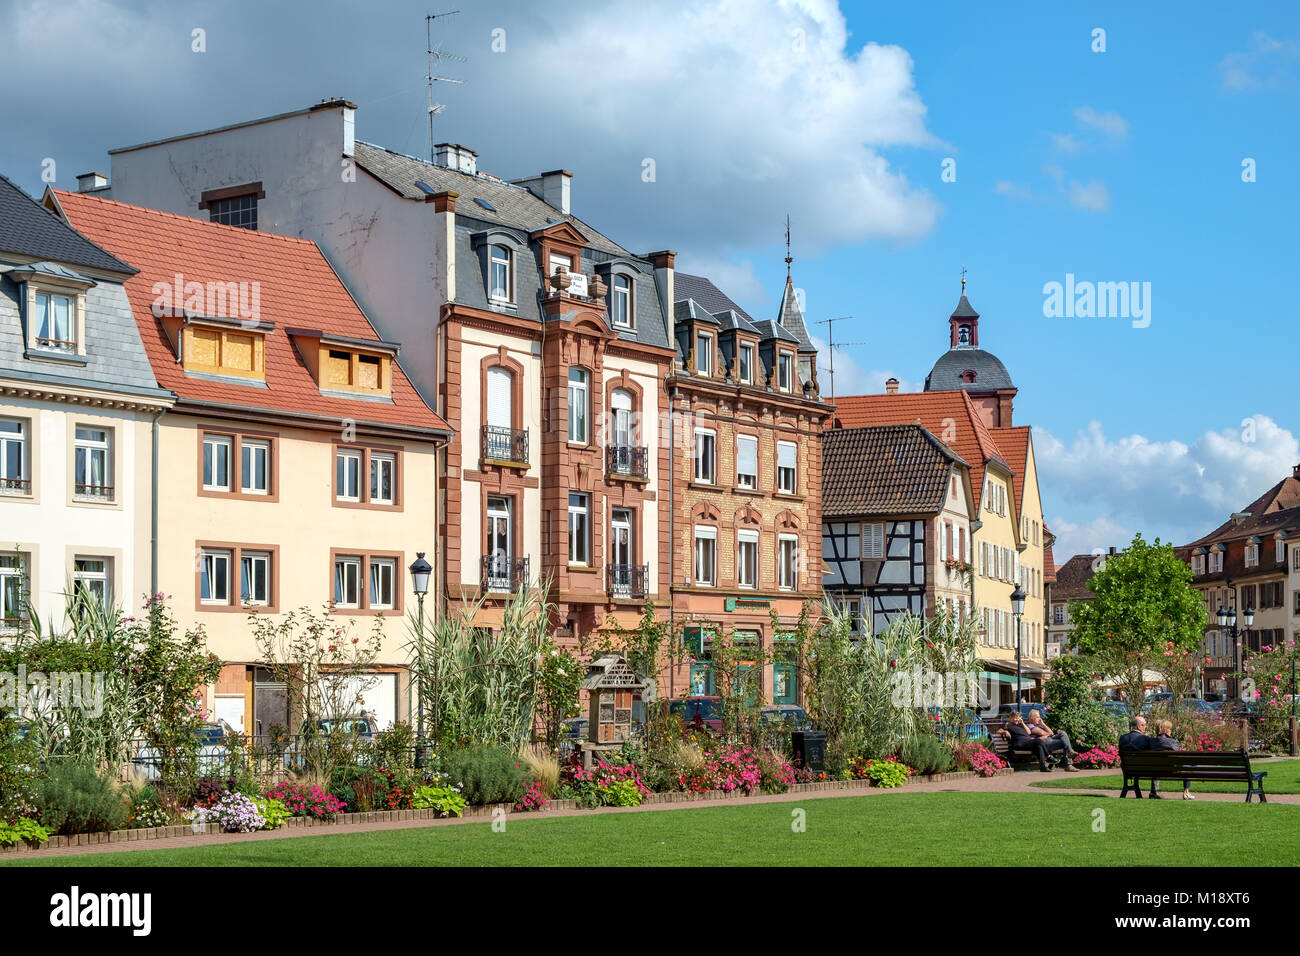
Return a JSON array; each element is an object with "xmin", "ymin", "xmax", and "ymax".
[{"xmin": 1119, "ymin": 749, "xmax": 1251, "ymax": 778}]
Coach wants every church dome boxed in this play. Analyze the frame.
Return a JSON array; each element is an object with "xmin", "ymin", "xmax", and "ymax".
[{"xmin": 924, "ymin": 291, "xmax": 1015, "ymax": 392}]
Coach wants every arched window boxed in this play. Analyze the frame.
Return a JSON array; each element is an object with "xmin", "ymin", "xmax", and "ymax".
[
  {"xmin": 489, "ymin": 245, "xmax": 512, "ymax": 302},
  {"xmin": 958, "ymin": 324, "xmax": 970, "ymax": 345},
  {"xmin": 610, "ymin": 388, "xmax": 633, "ymax": 448}
]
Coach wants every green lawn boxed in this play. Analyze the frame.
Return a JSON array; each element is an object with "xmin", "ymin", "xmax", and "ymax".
[
  {"xmin": 1033, "ymin": 758, "xmax": 1300, "ymax": 794},
  {"xmin": 5, "ymin": 792, "xmax": 1298, "ymax": 867}
]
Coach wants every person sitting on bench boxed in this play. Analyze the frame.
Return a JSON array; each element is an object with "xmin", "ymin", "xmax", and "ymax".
[
  {"xmin": 997, "ymin": 712, "xmax": 1078, "ymax": 772},
  {"xmin": 1118, "ymin": 716, "xmax": 1150, "ymax": 752},
  {"xmin": 1026, "ymin": 709, "xmax": 1078, "ymax": 768},
  {"xmin": 1149, "ymin": 719, "xmax": 1194, "ymax": 800}
]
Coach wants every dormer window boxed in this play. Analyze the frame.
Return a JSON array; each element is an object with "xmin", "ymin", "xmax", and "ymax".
[
  {"xmin": 15, "ymin": 265, "xmax": 94, "ymax": 359},
  {"xmin": 320, "ymin": 348, "xmax": 390, "ymax": 396},
  {"xmin": 961, "ymin": 369, "xmax": 977, "ymax": 384},
  {"xmin": 548, "ymin": 254, "xmax": 573, "ymax": 276},
  {"xmin": 34, "ymin": 292, "xmax": 76, "ymax": 351},
  {"xmin": 738, "ymin": 342, "xmax": 754, "ymax": 384},
  {"xmin": 199, "ymin": 182, "xmax": 264, "ymax": 231},
  {"xmin": 489, "ymin": 245, "xmax": 513, "ymax": 302},
  {"xmin": 182, "ymin": 322, "xmax": 267, "ymax": 381},
  {"xmin": 612, "ymin": 274, "xmax": 633, "ymax": 328},
  {"xmin": 696, "ymin": 332, "xmax": 713, "ymax": 377},
  {"xmin": 778, "ymin": 351, "xmax": 793, "ymax": 392}
]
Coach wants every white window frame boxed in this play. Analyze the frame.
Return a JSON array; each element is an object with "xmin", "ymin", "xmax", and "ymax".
[
  {"xmin": 693, "ymin": 427, "xmax": 716, "ymax": 484},
  {"xmin": 73, "ymin": 557, "xmax": 111, "ymax": 611},
  {"xmin": 203, "ymin": 434, "xmax": 232, "ymax": 491},
  {"xmin": 776, "ymin": 440, "xmax": 797, "ymax": 494},
  {"xmin": 736, "ymin": 434, "xmax": 758, "ymax": 489},
  {"xmin": 240, "ymin": 439, "xmax": 270, "ymax": 495},
  {"xmin": 694, "ymin": 526, "xmax": 717, "ymax": 586},
  {"xmin": 778, "ymin": 351, "xmax": 792, "ymax": 392},
  {"xmin": 200, "ymin": 549, "xmax": 232, "ymax": 606},
  {"xmin": 567, "ymin": 368, "xmax": 589, "ymax": 444},
  {"xmin": 738, "ymin": 529, "xmax": 759, "ymax": 589},
  {"xmin": 568, "ymin": 493, "xmax": 590, "ymax": 566},
  {"xmin": 1245, "ymin": 544, "xmax": 1259, "ymax": 568},
  {"xmin": 73, "ymin": 425, "xmax": 112, "ymax": 500},
  {"xmin": 369, "ymin": 452, "xmax": 396, "ymax": 505},
  {"xmin": 336, "ymin": 449, "xmax": 362, "ymax": 502},
  {"xmin": 489, "ymin": 245, "xmax": 513, "ymax": 303},
  {"xmin": 240, "ymin": 551, "xmax": 271, "ymax": 606},
  {"xmin": 369, "ymin": 557, "xmax": 396, "ymax": 609},
  {"xmin": 0, "ymin": 554, "xmax": 26, "ymax": 631},
  {"xmin": 1276, "ymin": 539, "xmax": 1286, "ymax": 564},
  {"xmin": 0, "ymin": 418, "xmax": 28, "ymax": 493},
  {"xmin": 778, "ymin": 534, "xmax": 798, "ymax": 591},
  {"xmin": 34, "ymin": 290, "xmax": 77, "ymax": 351},
  {"xmin": 612, "ymin": 274, "xmax": 633, "ymax": 328},
  {"xmin": 738, "ymin": 342, "xmax": 754, "ymax": 384},
  {"xmin": 696, "ymin": 332, "xmax": 713, "ymax": 377},
  {"xmin": 333, "ymin": 555, "xmax": 362, "ymax": 609}
]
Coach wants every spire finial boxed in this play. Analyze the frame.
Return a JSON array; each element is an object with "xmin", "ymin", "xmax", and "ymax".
[
  {"xmin": 960, "ymin": 265, "xmax": 967, "ymax": 294},
  {"xmin": 784, "ymin": 214, "xmax": 792, "ymax": 276}
]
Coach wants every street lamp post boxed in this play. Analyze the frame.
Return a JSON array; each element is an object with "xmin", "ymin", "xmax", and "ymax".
[
  {"xmin": 408, "ymin": 552, "xmax": 432, "ymax": 768},
  {"xmin": 1011, "ymin": 584, "xmax": 1026, "ymax": 707},
  {"xmin": 1215, "ymin": 603, "xmax": 1254, "ymax": 700}
]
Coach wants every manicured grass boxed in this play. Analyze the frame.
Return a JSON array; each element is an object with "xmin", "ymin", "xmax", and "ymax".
[
  {"xmin": 1033, "ymin": 758, "xmax": 1300, "ymax": 794},
  {"xmin": 6, "ymin": 792, "xmax": 1298, "ymax": 867}
]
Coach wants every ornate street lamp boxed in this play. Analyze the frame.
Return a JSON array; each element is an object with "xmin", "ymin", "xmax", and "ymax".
[
  {"xmin": 1011, "ymin": 584, "xmax": 1026, "ymax": 707},
  {"xmin": 408, "ymin": 552, "xmax": 432, "ymax": 766}
]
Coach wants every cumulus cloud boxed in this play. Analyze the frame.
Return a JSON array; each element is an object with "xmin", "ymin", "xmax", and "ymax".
[
  {"xmin": 1072, "ymin": 105, "xmax": 1129, "ymax": 140},
  {"xmin": 1036, "ymin": 415, "xmax": 1300, "ymax": 561},
  {"xmin": 1220, "ymin": 31, "xmax": 1300, "ymax": 91}
]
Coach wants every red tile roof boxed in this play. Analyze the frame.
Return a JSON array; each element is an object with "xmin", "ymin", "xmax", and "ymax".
[
  {"xmin": 990, "ymin": 425, "xmax": 1032, "ymax": 514},
  {"xmin": 53, "ymin": 191, "xmax": 449, "ymax": 435},
  {"xmin": 829, "ymin": 390, "xmax": 1010, "ymax": 514}
]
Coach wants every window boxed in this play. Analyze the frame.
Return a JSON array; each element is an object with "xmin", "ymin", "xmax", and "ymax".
[
  {"xmin": 694, "ymin": 526, "xmax": 717, "ymax": 586},
  {"xmin": 73, "ymin": 558, "xmax": 111, "ymax": 611},
  {"xmin": 610, "ymin": 389, "xmax": 634, "ymax": 449},
  {"xmin": 203, "ymin": 435, "xmax": 232, "ymax": 491},
  {"xmin": 241, "ymin": 439, "xmax": 270, "ymax": 494},
  {"xmin": 336, "ymin": 449, "xmax": 362, "ymax": 501},
  {"xmin": 358, "ymin": 355, "xmax": 382, "ymax": 390},
  {"xmin": 489, "ymin": 245, "xmax": 513, "ymax": 302},
  {"xmin": 34, "ymin": 291, "xmax": 75, "ymax": 351},
  {"xmin": 208, "ymin": 193, "xmax": 258, "ymax": 230},
  {"xmin": 0, "ymin": 419, "xmax": 28, "ymax": 493},
  {"xmin": 1294, "ymin": 547, "xmax": 1300, "ymax": 572},
  {"xmin": 333, "ymin": 556, "xmax": 362, "ymax": 609},
  {"xmin": 73, "ymin": 426, "xmax": 111, "ymax": 499},
  {"xmin": 548, "ymin": 254, "xmax": 572, "ymax": 276},
  {"xmin": 612, "ymin": 275, "xmax": 632, "ymax": 328},
  {"xmin": 778, "ymin": 352, "xmax": 792, "ymax": 392},
  {"xmin": 693, "ymin": 428, "xmax": 716, "ymax": 484},
  {"xmin": 610, "ymin": 508, "xmax": 634, "ymax": 571},
  {"xmin": 736, "ymin": 435, "xmax": 757, "ymax": 489},
  {"xmin": 696, "ymin": 332, "xmax": 713, "ymax": 377},
  {"xmin": 568, "ymin": 493, "xmax": 590, "ymax": 565},
  {"xmin": 370, "ymin": 453, "xmax": 395, "ymax": 505},
  {"xmin": 0, "ymin": 555, "xmax": 25, "ymax": 630},
  {"xmin": 1245, "ymin": 544, "xmax": 1259, "ymax": 568},
  {"xmin": 958, "ymin": 527, "xmax": 966, "ymax": 561},
  {"xmin": 567, "ymin": 368, "xmax": 589, "ymax": 444},
  {"xmin": 738, "ymin": 530, "xmax": 759, "ymax": 588},
  {"xmin": 776, "ymin": 441, "xmax": 797, "ymax": 494},
  {"xmin": 838, "ymin": 596, "xmax": 863, "ymax": 635},
  {"xmin": 939, "ymin": 522, "xmax": 948, "ymax": 562},
  {"xmin": 1053, "ymin": 604, "xmax": 1066, "ymax": 625},
  {"xmin": 1192, "ymin": 554, "xmax": 1204, "ymax": 575},
  {"xmin": 738, "ymin": 342, "xmax": 754, "ymax": 384},
  {"xmin": 862, "ymin": 522, "xmax": 885, "ymax": 560},
  {"xmin": 240, "ymin": 552, "xmax": 271, "ymax": 606},
  {"xmin": 778, "ymin": 535, "xmax": 798, "ymax": 590},
  {"xmin": 200, "ymin": 549, "xmax": 232, "ymax": 605},
  {"xmin": 369, "ymin": 557, "xmax": 395, "ymax": 609},
  {"xmin": 184, "ymin": 326, "xmax": 266, "ymax": 381}
]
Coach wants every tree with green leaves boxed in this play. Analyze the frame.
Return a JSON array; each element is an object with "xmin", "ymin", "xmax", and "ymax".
[{"xmin": 1067, "ymin": 534, "xmax": 1207, "ymax": 709}]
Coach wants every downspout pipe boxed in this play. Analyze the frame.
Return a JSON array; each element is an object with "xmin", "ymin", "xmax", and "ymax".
[{"xmin": 150, "ymin": 405, "xmax": 167, "ymax": 596}]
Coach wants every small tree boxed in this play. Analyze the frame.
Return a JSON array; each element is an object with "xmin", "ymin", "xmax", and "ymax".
[
  {"xmin": 535, "ymin": 641, "xmax": 582, "ymax": 751},
  {"xmin": 1067, "ymin": 534, "xmax": 1206, "ymax": 708}
]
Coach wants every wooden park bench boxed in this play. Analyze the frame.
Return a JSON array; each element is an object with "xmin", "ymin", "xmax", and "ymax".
[
  {"xmin": 982, "ymin": 721, "xmax": 1055, "ymax": 767},
  {"xmin": 1118, "ymin": 749, "xmax": 1267, "ymax": 802}
]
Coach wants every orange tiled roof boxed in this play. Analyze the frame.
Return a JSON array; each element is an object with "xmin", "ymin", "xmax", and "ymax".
[
  {"xmin": 829, "ymin": 390, "xmax": 1010, "ymax": 514},
  {"xmin": 990, "ymin": 425, "xmax": 1032, "ymax": 514},
  {"xmin": 53, "ymin": 191, "xmax": 449, "ymax": 435}
]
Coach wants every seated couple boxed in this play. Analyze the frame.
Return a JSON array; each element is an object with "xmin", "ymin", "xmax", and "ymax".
[
  {"xmin": 1119, "ymin": 715, "xmax": 1195, "ymax": 799},
  {"xmin": 996, "ymin": 709, "xmax": 1078, "ymax": 772}
]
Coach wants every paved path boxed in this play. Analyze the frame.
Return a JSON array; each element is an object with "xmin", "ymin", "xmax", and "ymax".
[{"xmin": 9, "ymin": 766, "xmax": 1295, "ymax": 860}]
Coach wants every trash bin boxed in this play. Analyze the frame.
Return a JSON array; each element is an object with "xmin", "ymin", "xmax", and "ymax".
[{"xmin": 792, "ymin": 730, "xmax": 826, "ymax": 772}]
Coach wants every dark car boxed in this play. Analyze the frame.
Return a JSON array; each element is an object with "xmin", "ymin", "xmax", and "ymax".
[
  {"xmin": 1101, "ymin": 700, "xmax": 1133, "ymax": 719},
  {"xmin": 663, "ymin": 696, "xmax": 725, "ymax": 734},
  {"xmin": 760, "ymin": 705, "xmax": 812, "ymax": 731},
  {"xmin": 1140, "ymin": 692, "xmax": 1174, "ymax": 715},
  {"xmin": 925, "ymin": 706, "xmax": 985, "ymax": 739}
]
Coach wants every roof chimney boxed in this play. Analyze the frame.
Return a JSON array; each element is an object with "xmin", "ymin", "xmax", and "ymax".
[
  {"xmin": 539, "ymin": 169, "xmax": 572, "ymax": 215},
  {"xmin": 649, "ymin": 250, "xmax": 675, "ymax": 327},
  {"xmin": 1293, "ymin": 462, "xmax": 1300, "ymax": 479},
  {"xmin": 433, "ymin": 143, "xmax": 477, "ymax": 175},
  {"xmin": 1108, "ymin": 546, "xmax": 1117, "ymax": 555},
  {"xmin": 885, "ymin": 377, "xmax": 899, "ymax": 394},
  {"xmin": 76, "ymin": 172, "xmax": 109, "ymax": 193}
]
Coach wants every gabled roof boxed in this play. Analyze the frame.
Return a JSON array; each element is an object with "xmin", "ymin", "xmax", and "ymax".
[
  {"xmin": 675, "ymin": 299, "xmax": 720, "ymax": 325},
  {"xmin": 822, "ymin": 423, "xmax": 967, "ymax": 518},
  {"xmin": 750, "ymin": 318, "xmax": 800, "ymax": 344},
  {"xmin": 830, "ymin": 389, "xmax": 1011, "ymax": 516},
  {"xmin": 1184, "ymin": 503, "xmax": 1300, "ymax": 550},
  {"xmin": 0, "ymin": 174, "xmax": 133, "ymax": 274},
  {"xmin": 1237, "ymin": 471, "xmax": 1300, "ymax": 517},
  {"xmin": 990, "ymin": 426, "xmax": 1032, "ymax": 513},
  {"xmin": 713, "ymin": 308, "xmax": 759, "ymax": 335},
  {"xmin": 352, "ymin": 142, "xmax": 631, "ymax": 258},
  {"xmin": 1052, "ymin": 554, "xmax": 1098, "ymax": 602},
  {"xmin": 53, "ymin": 191, "xmax": 449, "ymax": 435}
]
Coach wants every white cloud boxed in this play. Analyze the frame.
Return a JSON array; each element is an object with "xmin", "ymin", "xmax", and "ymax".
[
  {"xmin": 995, "ymin": 180, "xmax": 1032, "ymax": 200},
  {"xmin": 1072, "ymin": 105, "xmax": 1129, "ymax": 140},
  {"xmin": 1036, "ymin": 415, "xmax": 1299, "ymax": 560},
  {"xmin": 1220, "ymin": 31, "xmax": 1300, "ymax": 91},
  {"xmin": 1067, "ymin": 179, "xmax": 1110, "ymax": 212},
  {"xmin": 1049, "ymin": 132, "xmax": 1081, "ymax": 153}
]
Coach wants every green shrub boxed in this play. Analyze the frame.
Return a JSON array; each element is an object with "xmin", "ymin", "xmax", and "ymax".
[
  {"xmin": 900, "ymin": 734, "xmax": 954, "ymax": 775},
  {"xmin": 440, "ymin": 746, "xmax": 529, "ymax": 805},
  {"xmin": 0, "ymin": 816, "xmax": 51, "ymax": 847},
  {"xmin": 37, "ymin": 761, "xmax": 127, "ymax": 835},
  {"xmin": 370, "ymin": 723, "xmax": 416, "ymax": 770},
  {"xmin": 411, "ymin": 781, "xmax": 467, "ymax": 817},
  {"xmin": 1050, "ymin": 703, "xmax": 1125, "ymax": 750},
  {"xmin": 254, "ymin": 797, "xmax": 292, "ymax": 829},
  {"xmin": 0, "ymin": 711, "xmax": 39, "ymax": 822},
  {"xmin": 864, "ymin": 758, "xmax": 911, "ymax": 789}
]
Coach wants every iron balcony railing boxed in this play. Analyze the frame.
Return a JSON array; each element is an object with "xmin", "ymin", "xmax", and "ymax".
[
  {"xmin": 74, "ymin": 482, "xmax": 113, "ymax": 499},
  {"xmin": 606, "ymin": 445, "xmax": 649, "ymax": 479},
  {"xmin": 607, "ymin": 563, "xmax": 649, "ymax": 599},
  {"xmin": 481, "ymin": 425, "xmax": 529, "ymax": 466},
  {"xmin": 482, "ymin": 554, "xmax": 529, "ymax": 594},
  {"xmin": 0, "ymin": 476, "xmax": 31, "ymax": 493}
]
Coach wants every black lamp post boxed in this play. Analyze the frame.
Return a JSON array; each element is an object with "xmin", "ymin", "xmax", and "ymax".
[
  {"xmin": 1011, "ymin": 584, "xmax": 1026, "ymax": 706},
  {"xmin": 1216, "ymin": 603, "xmax": 1254, "ymax": 699},
  {"xmin": 409, "ymin": 552, "xmax": 432, "ymax": 767}
]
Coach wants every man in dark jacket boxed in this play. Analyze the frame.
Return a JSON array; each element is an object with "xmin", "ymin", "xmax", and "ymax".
[
  {"xmin": 1118, "ymin": 716, "xmax": 1151, "ymax": 752},
  {"xmin": 998, "ymin": 712, "xmax": 1077, "ymax": 772}
]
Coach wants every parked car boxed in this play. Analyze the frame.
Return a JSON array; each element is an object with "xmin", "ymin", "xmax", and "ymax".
[
  {"xmin": 313, "ymin": 717, "xmax": 376, "ymax": 739},
  {"xmin": 1178, "ymin": 698, "xmax": 1218, "ymax": 715},
  {"xmin": 663, "ymin": 696, "xmax": 725, "ymax": 734},
  {"xmin": 760, "ymin": 705, "xmax": 812, "ymax": 731},
  {"xmin": 925, "ymin": 706, "xmax": 985, "ymax": 739},
  {"xmin": 1101, "ymin": 700, "xmax": 1133, "ymax": 719},
  {"xmin": 1140, "ymin": 692, "xmax": 1174, "ymax": 714},
  {"xmin": 132, "ymin": 723, "xmax": 226, "ymax": 780},
  {"xmin": 997, "ymin": 703, "xmax": 1051, "ymax": 721}
]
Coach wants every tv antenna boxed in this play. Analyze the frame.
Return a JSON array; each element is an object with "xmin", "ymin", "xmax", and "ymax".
[
  {"xmin": 425, "ymin": 12, "xmax": 466, "ymax": 163},
  {"xmin": 815, "ymin": 316, "xmax": 863, "ymax": 402}
]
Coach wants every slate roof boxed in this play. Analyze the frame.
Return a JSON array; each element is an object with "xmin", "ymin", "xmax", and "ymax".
[
  {"xmin": 830, "ymin": 389, "xmax": 1012, "ymax": 516},
  {"xmin": 775, "ymin": 274, "xmax": 816, "ymax": 352},
  {"xmin": 822, "ymin": 423, "xmax": 967, "ymax": 518},
  {"xmin": 54, "ymin": 191, "xmax": 449, "ymax": 434},
  {"xmin": 674, "ymin": 273, "xmax": 756, "ymax": 323},
  {"xmin": 0, "ymin": 174, "xmax": 133, "ymax": 274},
  {"xmin": 1052, "ymin": 554, "xmax": 1098, "ymax": 602},
  {"xmin": 925, "ymin": 348, "xmax": 1015, "ymax": 392},
  {"xmin": 353, "ymin": 142, "xmax": 632, "ymax": 258}
]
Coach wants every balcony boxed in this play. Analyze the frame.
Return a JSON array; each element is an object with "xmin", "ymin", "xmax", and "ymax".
[
  {"xmin": 481, "ymin": 425, "xmax": 529, "ymax": 468},
  {"xmin": 0, "ymin": 476, "xmax": 31, "ymax": 494},
  {"xmin": 482, "ymin": 554, "xmax": 529, "ymax": 594},
  {"xmin": 607, "ymin": 563, "xmax": 649, "ymax": 599},
  {"xmin": 606, "ymin": 445, "xmax": 649, "ymax": 480}
]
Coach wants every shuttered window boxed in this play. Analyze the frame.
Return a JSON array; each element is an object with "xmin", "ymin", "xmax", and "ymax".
[{"xmin": 862, "ymin": 523, "xmax": 885, "ymax": 559}]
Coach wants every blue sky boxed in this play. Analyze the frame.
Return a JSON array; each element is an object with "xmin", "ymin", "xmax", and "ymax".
[{"xmin": 1, "ymin": 0, "xmax": 1296, "ymax": 560}]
